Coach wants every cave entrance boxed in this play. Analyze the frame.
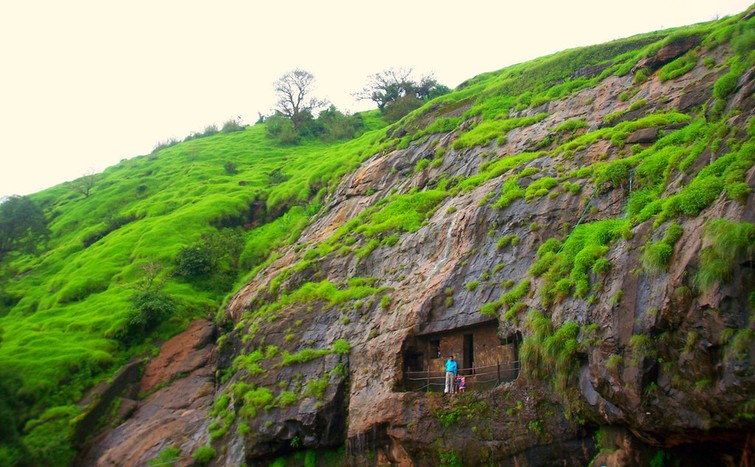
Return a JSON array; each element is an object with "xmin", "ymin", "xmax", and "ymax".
[
  {"xmin": 401, "ymin": 320, "xmax": 520, "ymax": 392},
  {"xmin": 463, "ymin": 334, "xmax": 474, "ymax": 371}
]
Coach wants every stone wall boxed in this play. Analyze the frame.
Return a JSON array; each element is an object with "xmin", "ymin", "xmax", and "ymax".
[
  {"xmin": 417, "ymin": 323, "xmax": 512, "ymax": 372},
  {"xmin": 474, "ymin": 325, "xmax": 507, "ymax": 369}
]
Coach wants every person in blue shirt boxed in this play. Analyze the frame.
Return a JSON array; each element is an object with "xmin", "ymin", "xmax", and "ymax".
[{"xmin": 444, "ymin": 356, "xmax": 458, "ymax": 394}]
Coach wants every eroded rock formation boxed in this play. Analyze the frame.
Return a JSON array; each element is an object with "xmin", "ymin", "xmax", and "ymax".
[
  {"xmin": 80, "ymin": 320, "xmax": 217, "ymax": 466},
  {"xmin": 84, "ymin": 13, "xmax": 754, "ymax": 466}
]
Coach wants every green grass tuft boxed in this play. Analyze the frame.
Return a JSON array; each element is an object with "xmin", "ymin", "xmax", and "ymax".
[{"xmin": 696, "ymin": 220, "xmax": 755, "ymax": 291}]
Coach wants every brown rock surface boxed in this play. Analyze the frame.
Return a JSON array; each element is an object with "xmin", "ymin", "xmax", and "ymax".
[
  {"xmin": 634, "ymin": 34, "xmax": 700, "ymax": 72},
  {"xmin": 140, "ymin": 319, "xmax": 216, "ymax": 394},
  {"xmin": 79, "ymin": 320, "xmax": 217, "ymax": 466},
  {"xmin": 625, "ymin": 126, "xmax": 659, "ymax": 144}
]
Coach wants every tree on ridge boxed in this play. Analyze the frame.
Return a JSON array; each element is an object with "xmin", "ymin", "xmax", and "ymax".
[{"xmin": 274, "ymin": 69, "xmax": 328, "ymax": 130}]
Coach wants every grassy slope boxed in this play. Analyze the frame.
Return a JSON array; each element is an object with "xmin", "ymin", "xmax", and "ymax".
[
  {"xmin": 0, "ymin": 113, "xmax": 390, "ymax": 463},
  {"xmin": 1, "ymin": 6, "xmax": 753, "ymax": 465}
]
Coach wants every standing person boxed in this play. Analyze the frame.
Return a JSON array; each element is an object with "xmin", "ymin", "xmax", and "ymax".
[{"xmin": 444, "ymin": 356, "xmax": 457, "ymax": 394}]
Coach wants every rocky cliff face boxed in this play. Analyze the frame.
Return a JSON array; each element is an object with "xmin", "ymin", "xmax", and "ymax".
[
  {"xmin": 85, "ymin": 12, "xmax": 754, "ymax": 466},
  {"xmin": 80, "ymin": 320, "xmax": 217, "ymax": 466}
]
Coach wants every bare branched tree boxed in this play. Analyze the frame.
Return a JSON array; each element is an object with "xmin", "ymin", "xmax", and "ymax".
[
  {"xmin": 135, "ymin": 260, "xmax": 170, "ymax": 292},
  {"xmin": 70, "ymin": 170, "xmax": 98, "ymax": 198},
  {"xmin": 274, "ymin": 69, "xmax": 327, "ymax": 129}
]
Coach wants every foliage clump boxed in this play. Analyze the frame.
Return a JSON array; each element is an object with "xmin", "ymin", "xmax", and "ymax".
[
  {"xmin": 642, "ymin": 222, "xmax": 683, "ymax": 272},
  {"xmin": 520, "ymin": 310, "xmax": 586, "ymax": 408},
  {"xmin": 696, "ymin": 220, "xmax": 755, "ymax": 291},
  {"xmin": 118, "ymin": 289, "xmax": 177, "ymax": 344},
  {"xmin": 530, "ymin": 220, "xmax": 626, "ymax": 306},
  {"xmin": 658, "ymin": 51, "xmax": 697, "ymax": 82},
  {"xmin": 0, "ymin": 195, "xmax": 49, "ymax": 260},
  {"xmin": 355, "ymin": 190, "xmax": 448, "ymax": 238},
  {"xmin": 355, "ymin": 68, "xmax": 450, "ymax": 122},
  {"xmin": 553, "ymin": 118, "xmax": 588, "ymax": 133},
  {"xmin": 192, "ymin": 445, "xmax": 217, "ymax": 465}
]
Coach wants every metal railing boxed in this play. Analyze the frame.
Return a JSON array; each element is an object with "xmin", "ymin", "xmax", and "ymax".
[{"xmin": 403, "ymin": 360, "xmax": 520, "ymax": 392}]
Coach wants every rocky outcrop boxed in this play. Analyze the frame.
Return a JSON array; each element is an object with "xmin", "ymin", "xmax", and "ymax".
[
  {"xmin": 140, "ymin": 319, "xmax": 216, "ymax": 394},
  {"xmin": 87, "ymin": 13, "xmax": 754, "ymax": 466},
  {"xmin": 202, "ymin": 29, "xmax": 754, "ymax": 465},
  {"xmin": 633, "ymin": 33, "xmax": 700, "ymax": 72},
  {"xmin": 79, "ymin": 320, "xmax": 217, "ymax": 466},
  {"xmin": 73, "ymin": 361, "xmax": 143, "ymax": 447},
  {"xmin": 624, "ymin": 127, "xmax": 659, "ymax": 144}
]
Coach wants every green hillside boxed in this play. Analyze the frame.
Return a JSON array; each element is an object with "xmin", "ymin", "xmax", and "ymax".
[
  {"xmin": 0, "ymin": 113, "xmax": 392, "ymax": 463},
  {"xmin": 1, "ymin": 6, "xmax": 753, "ymax": 464}
]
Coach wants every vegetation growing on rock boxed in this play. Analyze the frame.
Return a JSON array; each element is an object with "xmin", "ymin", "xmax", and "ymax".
[{"xmin": 1, "ymin": 5, "xmax": 753, "ymax": 466}]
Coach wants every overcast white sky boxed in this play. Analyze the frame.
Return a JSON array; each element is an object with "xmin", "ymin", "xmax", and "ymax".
[{"xmin": 0, "ymin": 0, "xmax": 751, "ymax": 198}]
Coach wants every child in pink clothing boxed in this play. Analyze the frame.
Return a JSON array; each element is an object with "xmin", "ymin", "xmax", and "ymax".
[{"xmin": 455, "ymin": 375, "xmax": 466, "ymax": 393}]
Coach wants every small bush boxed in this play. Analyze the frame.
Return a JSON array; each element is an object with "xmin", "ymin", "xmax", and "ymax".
[
  {"xmin": 628, "ymin": 334, "xmax": 653, "ymax": 365},
  {"xmin": 696, "ymin": 220, "xmax": 755, "ymax": 291},
  {"xmin": 148, "ymin": 447, "xmax": 181, "ymax": 467},
  {"xmin": 725, "ymin": 182, "xmax": 751, "ymax": 202},
  {"xmin": 595, "ymin": 161, "xmax": 630, "ymax": 191},
  {"xmin": 117, "ymin": 290, "xmax": 176, "ymax": 343},
  {"xmin": 224, "ymin": 161, "xmax": 238, "ymax": 174},
  {"xmin": 501, "ymin": 280, "xmax": 530, "ymax": 308},
  {"xmin": 265, "ymin": 345, "xmax": 279, "ymax": 359},
  {"xmin": 466, "ymin": 281, "xmax": 480, "ymax": 291},
  {"xmin": 221, "ymin": 118, "xmax": 245, "ymax": 133},
  {"xmin": 305, "ymin": 376, "xmax": 329, "ymax": 399},
  {"xmin": 525, "ymin": 177, "xmax": 558, "ymax": 200},
  {"xmin": 480, "ymin": 302, "xmax": 500, "ymax": 317},
  {"xmin": 605, "ymin": 354, "xmax": 622, "ymax": 372},
  {"xmin": 152, "ymin": 138, "xmax": 179, "ymax": 152},
  {"xmin": 279, "ymin": 348, "xmax": 330, "ymax": 367},
  {"xmin": 643, "ymin": 222, "xmax": 683, "ymax": 272},
  {"xmin": 643, "ymin": 242, "xmax": 674, "ymax": 272},
  {"xmin": 176, "ymin": 245, "xmax": 213, "ymax": 277},
  {"xmin": 553, "ymin": 118, "xmax": 588, "ymax": 133},
  {"xmin": 494, "ymin": 179, "xmax": 524, "ymax": 209},
  {"xmin": 266, "ymin": 113, "xmax": 300, "ymax": 144},
  {"xmin": 665, "ymin": 223, "xmax": 683, "ymax": 244},
  {"xmin": 713, "ymin": 73, "xmax": 738, "ymax": 100},
  {"xmin": 193, "ymin": 446, "xmax": 217, "ymax": 465},
  {"xmin": 333, "ymin": 339, "xmax": 350, "ymax": 355},
  {"xmin": 537, "ymin": 238, "xmax": 562, "ymax": 257},
  {"xmin": 629, "ymin": 98, "xmax": 648, "ymax": 111},
  {"xmin": 414, "ymin": 158, "xmax": 431, "ymax": 173},
  {"xmin": 633, "ymin": 67, "xmax": 650, "ymax": 84},
  {"xmin": 592, "ymin": 258, "xmax": 611, "ymax": 274},
  {"xmin": 497, "ymin": 234, "xmax": 520, "ymax": 250},
  {"xmin": 276, "ymin": 391, "xmax": 298, "ymax": 407},
  {"xmin": 676, "ymin": 178, "xmax": 725, "ymax": 216},
  {"xmin": 658, "ymin": 52, "xmax": 697, "ymax": 82}
]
